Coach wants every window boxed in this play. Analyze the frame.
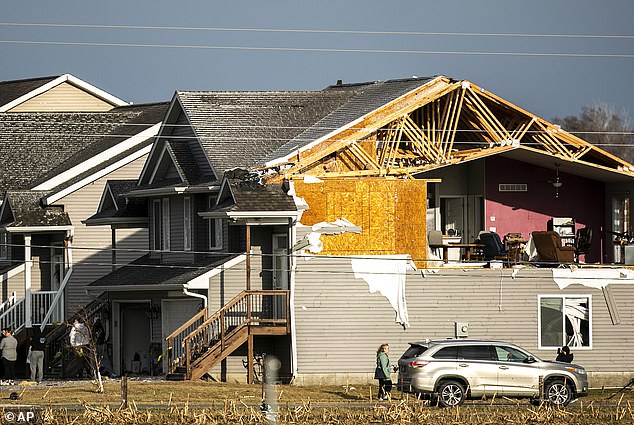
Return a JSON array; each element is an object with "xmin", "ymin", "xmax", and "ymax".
[
  {"xmin": 539, "ymin": 295, "xmax": 591, "ymax": 349},
  {"xmin": 183, "ymin": 197, "xmax": 192, "ymax": 251},
  {"xmin": 0, "ymin": 233, "xmax": 7, "ymax": 259},
  {"xmin": 152, "ymin": 198, "xmax": 171, "ymax": 251},
  {"xmin": 459, "ymin": 345, "xmax": 492, "ymax": 361},
  {"xmin": 494, "ymin": 346, "xmax": 529, "ymax": 363},
  {"xmin": 161, "ymin": 198, "xmax": 170, "ymax": 251},
  {"xmin": 152, "ymin": 200, "xmax": 161, "ymax": 251},
  {"xmin": 208, "ymin": 196, "xmax": 223, "ymax": 250},
  {"xmin": 433, "ymin": 346, "xmax": 458, "ymax": 359}
]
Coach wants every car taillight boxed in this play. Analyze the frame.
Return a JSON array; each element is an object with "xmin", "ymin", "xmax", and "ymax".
[{"xmin": 408, "ymin": 360, "xmax": 429, "ymax": 368}]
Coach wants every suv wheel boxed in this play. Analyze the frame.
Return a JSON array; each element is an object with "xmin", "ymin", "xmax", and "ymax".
[
  {"xmin": 545, "ymin": 379, "xmax": 573, "ymax": 406},
  {"xmin": 437, "ymin": 380, "xmax": 465, "ymax": 407}
]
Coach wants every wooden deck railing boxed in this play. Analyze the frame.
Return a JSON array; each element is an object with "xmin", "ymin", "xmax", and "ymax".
[{"xmin": 166, "ymin": 290, "xmax": 289, "ymax": 378}]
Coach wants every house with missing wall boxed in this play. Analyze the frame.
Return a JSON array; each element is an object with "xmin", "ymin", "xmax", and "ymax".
[
  {"xmin": 0, "ymin": 75, "xmax": 168, "ymax": 368},
  {"xmin": 87, "ymin": 76, "xmax": 634, "ymax": 387}
]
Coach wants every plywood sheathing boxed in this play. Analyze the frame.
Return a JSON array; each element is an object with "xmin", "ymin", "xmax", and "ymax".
[{"xmin": 294, "ymin": 178, "xmax": 428, "ymax": 267}]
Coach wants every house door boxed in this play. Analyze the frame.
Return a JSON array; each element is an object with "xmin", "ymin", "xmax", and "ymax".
[
  {"xmin": 112, "ymin": 301, "xmax": 151, "ymax": 375},
  {"xmin": 272, "ymin": 234, "xmax": 288, "ymax": 319},
  {"xmin": 440, "ymin": 196, "xmax": 483, "ymax": 244},
  {"xmin": 50, "ymin": 248, "xmax": 65, "ymax": 322}
]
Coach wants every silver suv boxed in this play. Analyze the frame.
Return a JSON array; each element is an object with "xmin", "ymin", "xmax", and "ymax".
[{"xmin": 397, "ymin": 339, "xmax": 588, "ymax": 407}]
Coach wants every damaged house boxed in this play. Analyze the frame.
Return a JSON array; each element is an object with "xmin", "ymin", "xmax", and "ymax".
[{"xmin": 87, "ymin": 76, "xmax": 634, "ymax": 387}]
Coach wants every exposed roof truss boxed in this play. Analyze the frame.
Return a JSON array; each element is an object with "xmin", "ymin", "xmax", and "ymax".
[{"xmin": 262, "ymin": 79, "xmax": 634, "ymax": 181}]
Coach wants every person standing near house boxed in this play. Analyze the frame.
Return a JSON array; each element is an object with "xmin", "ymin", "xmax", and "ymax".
[
  {"xmin": 0, "ymin": 328, "xmax": 17, "ymax": 384},
  {"xmin": 69, "ymin": 319, "xmax": 91, "ymax": 378},
  {"xmin": 374, "ymin": 343, "xmax": 395, "ymax": 400},
  {"xmin": 29, "ymin": 326, "xmax": 46, "ymax": 382},
  {"xmin": 556, "ymin": 345, "xmax": 574, "ymax": 363}
]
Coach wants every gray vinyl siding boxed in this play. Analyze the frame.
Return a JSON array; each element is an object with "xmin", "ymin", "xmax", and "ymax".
[
  {"xmin": 59, "ymin": 155, "xmax": 149, "ymax": 313},
  {"xmin": 292, "ymin": 260, "xmax": 634, "ymax": 386}
]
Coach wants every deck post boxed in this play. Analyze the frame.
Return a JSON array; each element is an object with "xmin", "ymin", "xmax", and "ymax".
[{"xmin": 247, "ymin": 332, "xmax": 254, "ymax": 384}]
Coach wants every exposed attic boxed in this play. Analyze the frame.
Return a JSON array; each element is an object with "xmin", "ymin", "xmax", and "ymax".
[{"xmin": 261, "ymin": 78, "xmax": 634, "ymax": 182}]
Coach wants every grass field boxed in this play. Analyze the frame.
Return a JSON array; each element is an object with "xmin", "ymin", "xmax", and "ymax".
[{"xmin": 1, "ymin": 379, "xmax": 633, "ymax": 424}]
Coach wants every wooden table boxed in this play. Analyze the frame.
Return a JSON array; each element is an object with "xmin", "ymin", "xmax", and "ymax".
[{"xmin": 445, "ymin": 243, "xmax": 486, "ymax": 262}]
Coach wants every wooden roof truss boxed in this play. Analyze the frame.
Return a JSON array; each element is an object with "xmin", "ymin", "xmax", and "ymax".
[{"xmin": 263, "ymin": 78, "xmax": 634, "ymax": 181}]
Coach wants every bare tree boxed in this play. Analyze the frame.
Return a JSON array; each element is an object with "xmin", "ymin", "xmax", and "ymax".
[{"xmin": 553, "ymin": 104, "xmax": 634, "ymax": 163}]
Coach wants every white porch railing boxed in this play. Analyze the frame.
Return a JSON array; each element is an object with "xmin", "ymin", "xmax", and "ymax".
[
  {"xmin": 0, "ymin": 291, "xmax": 63, "ymax": 333},
  {"xmin": 0, "ymin": 292, "xmax": 16, "ymax": 316}
]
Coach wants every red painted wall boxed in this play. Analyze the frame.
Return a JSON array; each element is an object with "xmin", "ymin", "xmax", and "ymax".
[{"xmin": 484, "ymin": 156, "xmax": 604, "ymax": 262}]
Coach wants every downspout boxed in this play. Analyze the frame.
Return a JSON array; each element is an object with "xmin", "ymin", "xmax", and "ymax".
[
  {"xmin": 289, "ymin": 217, "xmax": 298, "ymax": 380},
  {"xmin": 24, "ymin": 234, "xmax": 32, "ymax": 329},
  {"xmin": 183, "ymin": 286, "xmax": 208, "ymax": 309},
  {"xmin": 40, "ymin": 229, "xmax": 74, "ymax": 332}
]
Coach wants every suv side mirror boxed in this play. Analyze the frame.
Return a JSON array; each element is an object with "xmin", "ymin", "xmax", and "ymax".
[{"xmin": 524, "ymin": 356, "xmax": 536, "ymax": 364}]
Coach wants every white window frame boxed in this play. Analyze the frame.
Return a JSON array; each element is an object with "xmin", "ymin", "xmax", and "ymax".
[
  {"xmin": 161, "ymin": 198, "xmax": 171, "ymax": 251},
  {"xmin": 183, "ymin": 197, "xmax": 192, "ymax": 251},
  {"xmin": 151, "ymin": 199, "xmax": 161, "ymax": 251},
  {"xmin": 208, "ymin": 196, "xmax": 223, "ymax": 251},
  {"xmin": 538, "ymin": 294, "xmax": 592, "ymax": 350},
  {"xmin": 0, "ymin": 232, "xmax": 7, "ymax": 259}
]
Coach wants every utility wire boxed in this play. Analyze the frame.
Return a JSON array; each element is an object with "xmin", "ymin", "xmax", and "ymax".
[
  {"xmin": 1, "ymin": 40, "xmax": 633, "ymax": 59},
  {"xmin": 1, "ymin": 22, "xmax": 633, "ymax": 40}
]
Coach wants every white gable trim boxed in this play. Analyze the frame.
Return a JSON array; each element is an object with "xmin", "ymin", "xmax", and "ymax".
[
  {"xmin": 34, "ymin": 123, "xmax": 160, "ymax": 192},
  {"xmin": 97, "ymin": 183, "xmax": 118, "ymax": 213},
  {"xmin": 0, "ymin": 73, "xmax": 128, "ymax": 112},
  {"xmin": 43, "ymin": 144, "xmax": 152, "ymax": 205},
  {"xmin": 264, "ymin": 75, "xmax": 445, "ymax": 168},
  {"xmin": 148, "ymin": 143, "xmax": 185, "ymax": 185}
]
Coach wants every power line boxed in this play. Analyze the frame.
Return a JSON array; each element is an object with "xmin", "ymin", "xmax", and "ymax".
[
  {"xmin": 1, "ymin": 39, "xmax": 633, "ymax": 59},
  {"xmin": 1, "ymin": 22, "xmax": 633, "ymax": 40}
]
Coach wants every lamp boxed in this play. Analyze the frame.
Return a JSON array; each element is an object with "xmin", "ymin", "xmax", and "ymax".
[{"xmin": 551, "ymin": 163, "xmax": 563, "ymax": 198}]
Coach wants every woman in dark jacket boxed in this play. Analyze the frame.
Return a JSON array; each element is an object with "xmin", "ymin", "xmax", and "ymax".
[{"xmin": 375, "ymin": 343, "xmax": 393, "ymax": 400}]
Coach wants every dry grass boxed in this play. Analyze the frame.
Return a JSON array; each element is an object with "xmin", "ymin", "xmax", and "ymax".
[{"xmin": 2, "ymin": 380, "xmax": 633, "ymax": 424}]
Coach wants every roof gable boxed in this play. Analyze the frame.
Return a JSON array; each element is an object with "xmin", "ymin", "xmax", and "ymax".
[
  {"xmin": 261, "ymin": 77, "xmax": 634, "ymax": 183},
  {"xmin": 0, "ymin": 74, "xmax": 128, "ymax": 112}
]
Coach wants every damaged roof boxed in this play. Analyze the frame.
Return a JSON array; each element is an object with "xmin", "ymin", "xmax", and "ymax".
[{"xmin": 262, "ymin": 77, "xmax": 437, "ymax": 165}]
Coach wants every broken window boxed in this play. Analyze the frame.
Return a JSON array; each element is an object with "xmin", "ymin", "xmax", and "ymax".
[{"xmin": 539, "ymin": 295, "xmax": 591, "ymax": 349}]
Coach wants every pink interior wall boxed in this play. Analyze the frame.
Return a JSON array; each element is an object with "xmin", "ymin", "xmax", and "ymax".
[{"xmin": 484, "ymin": 156, "xmax": 604, "ymax": 262}]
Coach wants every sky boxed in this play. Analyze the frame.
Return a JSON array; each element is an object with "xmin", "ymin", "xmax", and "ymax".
[{"xmin": 1, "ymin": 0, "xmax": 633, "ymax": 122}]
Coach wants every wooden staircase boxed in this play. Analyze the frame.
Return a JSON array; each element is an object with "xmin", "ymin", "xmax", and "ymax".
[{"xmin": 166, "ymin": 290, "xmax": 290, "ymax": 381}]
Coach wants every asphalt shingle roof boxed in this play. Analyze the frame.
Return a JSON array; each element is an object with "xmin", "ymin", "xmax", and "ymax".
[
  {"xmin": 0, "ymin": 102, "xmax": 168, "ymax": 192},
  {"xmin": 83, "ymin": 180, "xmax": 147, "ymax": 223},
  {"xmin": 2, "ymin": 190, "xmax": 71, "ymax": 227},
  {"xmin": 88, "ymin": 252, "xmax": 239, "ymax": 287},
  {"xmin": 0, "ymin": 76, "xmax": 59, "ymax": 108},
  {"xmin": 262, "ymin": 77, "xmax": 437, "ymax": 164},
  {"xmin": 176, "ymin": 90, "xmax": 357, "ymax": 180}
]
